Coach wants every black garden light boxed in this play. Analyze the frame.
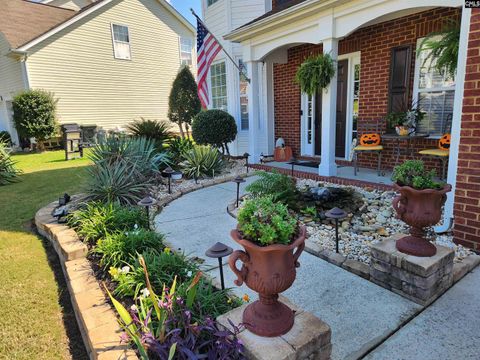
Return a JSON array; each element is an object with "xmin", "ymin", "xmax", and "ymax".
[
  {"xmin": 287, "ymin": 157, "xmax": 298, "ymax": 177},
  {"xmin": 233, "ymin": 176, "xmax": 246, "ymax": 208},
  {"xmin": 163, "ymin": 166, "xmax": 175, "ymax": 194},
  {"xmin": 138, "ymin": 195, "xmax": 157, "ymax": 220},
  {"xmin": 325, "ymin": 207, "xmax": 347, "ymax": 253},
  {"xmin": 205, "ymin": 242, "xmax": 233, "ymax": 290},
  {"xmin": 243, "ymin": 152, "xmax": 250, "ymax": 173}
]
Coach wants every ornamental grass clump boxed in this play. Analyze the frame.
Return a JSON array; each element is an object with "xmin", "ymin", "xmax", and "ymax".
[
  {"xmin": 238, "ymin": 196, "xmax": 298, "ymax": 246},
  {"xmin": 392, "ymin": 160, "xmax": 444, "ymax": 190}
]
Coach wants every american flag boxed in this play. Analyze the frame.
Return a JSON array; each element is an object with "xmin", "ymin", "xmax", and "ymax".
[{"xmin": 196, "ymin": 19, "xmax": 222, "ymax": 108}]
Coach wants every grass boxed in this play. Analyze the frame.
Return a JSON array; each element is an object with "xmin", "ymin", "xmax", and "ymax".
[{"xmin": 0, "ymin": 150, "xmax": 91, "ymax": 360}]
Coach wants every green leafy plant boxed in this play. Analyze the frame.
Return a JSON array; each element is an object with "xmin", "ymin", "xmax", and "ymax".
[
  {"xmin": 180, "ymin": 145, "xmax": 225, "ymax": 179},
  {"xmin": 295, "ymin": 53, "xmax": 336, "ymax": 96},
  {"xmin": 419, "ymin": 18, "xmax": 460, "ymax": 78},
  {"xmin": 167, "ymin": 136, "xmax": 195, "ymax": 165},
  {"xmin": 0, "ymin": 131, "xmax": 11, "ymax": 146},
  {"xmin": 392, "ymin": 160, "xmax": 444, "ymax": 190},
  {"xmin": 67, "ymin": 201, "xmax": 147, "ymax": 244},
  {"xmin": 127, "ymin": 118, "xmax": 174, "ymax": 151},
  {"xmin": 94, "ymin": 229, "xmax": 165, "ymax": 269},
  {"xmin": 168, "ymin": 66, "xmax": 202, "ymax": 138},
  {"xmin": 301, "ymin": 206, "xmax": 317, "ymax": 217},
  {"xmin": 12, "ymin": 89, "xmax": 58, "ymax": 151},
  {"xmin": 0, "ymin": 141, "xmax": 21, "ymax": 186},
  {"xmin": 246, "ymin": 170, "xmax": 299, "ymax": 207},
  {"xmin": 191, "ymin": 110, "xmax": 238, "ymax": 155},
  {"xmin": 238, "ymin": 196, "xmax": 298, "ymax": 246}
]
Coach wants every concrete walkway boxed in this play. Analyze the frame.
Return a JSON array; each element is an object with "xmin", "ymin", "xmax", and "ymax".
[{"xmin": 154, "ymin": 180, "xmax": 478, "ymax": 360}]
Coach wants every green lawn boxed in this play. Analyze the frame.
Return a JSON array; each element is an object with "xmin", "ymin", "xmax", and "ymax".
[{"xmin": 0, "ymin": 151, "xmax": 91, "ymax": 359}]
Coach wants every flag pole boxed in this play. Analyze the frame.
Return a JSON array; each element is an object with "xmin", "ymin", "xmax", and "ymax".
[{"xmin": 190, "ymin": 8, "xmax": 251, "ymax": 83}]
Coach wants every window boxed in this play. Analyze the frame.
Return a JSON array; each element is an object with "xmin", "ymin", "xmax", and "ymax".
[
  {"xmin": 414, "ymin": 38, "xmax": 455, "ymax": 136},
  {"xmin": 352, "ymin": 63, "xmax": 360, "ymax": 140},
  {"xmin": 180, "ymin": 38, "xmax": 193, "ymax": 66},
  {"xmin": 111, "ymin": 24, "xmax": 131, "ymax": 60},
  {"xmin": 207, "ymin": 0, "xmax": 219, "ymax": 6},
  {"xmin": 210, "ymin": 61, "xmax": 227, "ymax": 110},
  {"xmin": 238, "ymin": 59, "xmax": 249, "ymax": 130}
]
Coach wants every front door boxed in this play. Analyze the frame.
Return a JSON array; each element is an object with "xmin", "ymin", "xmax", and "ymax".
[{"xmin": 313, "ymin": 59, "xmax": 349, "ymax": 158}]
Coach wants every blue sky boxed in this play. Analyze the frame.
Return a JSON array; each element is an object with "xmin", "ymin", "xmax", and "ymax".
[{"xmin": 167, "ymin": 0, "xmax": 202, "ymax": 27}]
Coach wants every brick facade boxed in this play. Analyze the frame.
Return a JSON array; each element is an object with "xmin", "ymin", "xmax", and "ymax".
[
  {"xmin": 272, "ymin": 7, "xmax": 460, "ymax": 171},
  {"xmin": 454, "ymin": 9, "xmax": 480, "ymax": 251}
]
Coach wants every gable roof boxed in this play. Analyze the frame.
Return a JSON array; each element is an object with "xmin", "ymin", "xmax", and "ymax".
[
  {"xmin": 240, "ymin": 0, "xmax": 307, "ymax": 29},
  {"xmin": 0, "ymin": 0, "xmax": 76, "ymax": 49},
  {"xmin": 0, "ymin": 0, "xmax": 195, "ymax": 52}
]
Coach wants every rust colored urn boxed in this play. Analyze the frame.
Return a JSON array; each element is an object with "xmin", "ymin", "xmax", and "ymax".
[
  {"xmin": 393, "ymin": 183, "xmax": 451, "ymax": 257},
  {"xmin": 229, "ymin": 226, "xmax": 306, "ymax": 337}
]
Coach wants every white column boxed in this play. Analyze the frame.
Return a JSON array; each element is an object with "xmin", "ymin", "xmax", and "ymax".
[
  {"xmin": 318, "ymin": 38, "xmax": 338, "ymax": 176},
  {"xmin": 246, "ymin": 60, "xmax": 261, "ymax": 163},
  {"xmin": 435, "ymin": 7, "xmax": 471, "ymax": 232},
  {"xmin": 263, "ymin": 60, "xmax": 275, "ymax": 155}
]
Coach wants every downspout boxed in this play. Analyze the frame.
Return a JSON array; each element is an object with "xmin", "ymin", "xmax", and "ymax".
[{"xmin": 435, "ymin": 7, "xmax": 471, "ymax": 234}]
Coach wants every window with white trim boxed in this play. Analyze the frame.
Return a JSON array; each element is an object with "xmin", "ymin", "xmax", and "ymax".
[
  {"xmin": 352, "ymin": 63, "xmax": 360, "ymax": 140},
  {"xmin": 111, "ymin": 24, "xmax": 131, "ymax": 60},
  {"xmin": 238, "ymin": 59, "xmax": 249, "ymax": 130},
  {"xmin": 180, "ymin": 38, "xmax": 193, "ymax": 66},
  {"xmin": 414, "ymin": 38, "xmax": 455, "ymax": 136},
  {"xmin": 210, "ymin": 61, "xmax": 227, "ymax": 110}
]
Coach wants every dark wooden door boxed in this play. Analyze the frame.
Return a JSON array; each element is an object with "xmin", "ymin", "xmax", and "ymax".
[
  {"xmin": 336, "ymin": 59, "xmax": 348, "ymax": 158},
  {"xmin": 314, "ymin": 59, "xmax": 349, "ymax": 157}
]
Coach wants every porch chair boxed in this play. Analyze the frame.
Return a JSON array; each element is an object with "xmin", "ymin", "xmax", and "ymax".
[
  {"xmin": 418, "ymin": 134, "xmax": 450, "ymax": 180},
  {"xmin": 352, "ymin": 122, "xmax": 384, "ymax": 177}
]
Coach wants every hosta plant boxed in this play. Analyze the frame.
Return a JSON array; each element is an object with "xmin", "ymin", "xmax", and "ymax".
[
  {"xmin": 106, "ymin": 257, "xmax": 245, "ymax": 360},
  {"xmin": 180, "ymin": 145, "xmax": 225, "ymax": 179},
  {"xmin": 238, "ymin": 196, "xmax": 298, "ymax": 246},
  {"xmin": 0, "ymin": 141, "xmax": 21, "ymax": 186}
]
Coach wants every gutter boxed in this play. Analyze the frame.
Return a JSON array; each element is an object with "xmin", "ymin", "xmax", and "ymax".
[{"xmin": 434, "ymin": 7, "xmax": 471, "ymax": 234}]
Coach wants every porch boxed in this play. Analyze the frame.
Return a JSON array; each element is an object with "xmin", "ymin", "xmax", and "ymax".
[{"xmin": 226, "ymin": 0, "xmax": 470, "ymax": 231}]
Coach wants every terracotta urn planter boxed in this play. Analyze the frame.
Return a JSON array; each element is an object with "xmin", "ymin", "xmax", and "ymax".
[
  {"xmin": 393, "ymin": 183, "xmax": 451, "ymax": 257},
  {"xmin": 229, "ymin": 226, "xmax": 306, "ymax": 337}
]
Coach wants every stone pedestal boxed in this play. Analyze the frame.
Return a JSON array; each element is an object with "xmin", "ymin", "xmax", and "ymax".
[
  {"xmin": 370, "ymin": 235, "xmax": 454, "ymax": 306},
  {"xmin": 217, "ymin": 297, "xmax": 331, "ymax": 360}
]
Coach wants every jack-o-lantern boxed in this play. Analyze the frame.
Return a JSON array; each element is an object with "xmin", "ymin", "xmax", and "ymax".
[
  {"xmin": 438, "ymin": 134, "xmax": 451, "ymax": 150},
  {"xmin": 359, "ymin": 133, "xmax": 381, "ymax": 146}
]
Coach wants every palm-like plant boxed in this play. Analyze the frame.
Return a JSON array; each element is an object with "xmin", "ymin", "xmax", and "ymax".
[
  {"xmin": 419, "ymin": 18, "xmax": 460, "ymax": 78},
  {"xmin": 0, "ymin": 141, "xmax": 21, "ymax": 186},
  {"xmin": 127, "ymin": 118, "xmax": 174, "ymax": 150}
]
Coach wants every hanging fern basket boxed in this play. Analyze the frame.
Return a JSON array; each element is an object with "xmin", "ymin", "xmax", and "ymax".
[{"xmin": 295, "ymin": 53, "xmax": 336, "ymax": 96}]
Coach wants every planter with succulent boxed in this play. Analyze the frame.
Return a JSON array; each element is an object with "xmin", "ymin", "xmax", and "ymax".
[
  {"xmin": 391, "ymin": 160, "xmax": 451, "ymax": 257},
  {"xmin": 295, "ymin": 53, "xmax": 336, "ymax": 95},
  {"xmin": 229, "ymin": 196, "xmax": 306, "ymax": 337},
  {"xmin": 386, "ymin": 108, "xmax": 425, "ymax": 136}
]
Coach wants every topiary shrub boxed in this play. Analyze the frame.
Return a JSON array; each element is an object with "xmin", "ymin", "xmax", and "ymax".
[
  {"xmin": 191, "ymin": 110, "xmax": 237, "ymax": 155},
  {"xmin": 168, "ymin": 66, "xmax": 201, "ymax": 138},
  {"xmin": 12, "ymin": 89, "xmax": 58, "ymax": 151}
]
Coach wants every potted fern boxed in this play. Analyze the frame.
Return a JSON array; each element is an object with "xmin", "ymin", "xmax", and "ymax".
[{"xmin": 295, "ymin": 53, "xmax": 336, "ymax": 95}]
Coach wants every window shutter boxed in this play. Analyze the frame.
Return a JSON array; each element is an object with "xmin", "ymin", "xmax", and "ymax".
[{"xmin": 388, "ymin": 45, "xmax": 412, "ymax": 113}]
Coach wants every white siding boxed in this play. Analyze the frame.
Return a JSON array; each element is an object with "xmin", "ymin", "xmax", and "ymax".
[
  {"xmin": 26, "ymin": 0, "xmax": 195, "ymax": 130},
  {"xmin": 203, "ymin": 0, "xmax": 268, "ymax": 155}
]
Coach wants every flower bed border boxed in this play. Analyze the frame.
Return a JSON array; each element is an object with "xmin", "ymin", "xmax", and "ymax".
[{"xmin": 34, "ymin": 173, "xmax": 252, "ymax": 360}]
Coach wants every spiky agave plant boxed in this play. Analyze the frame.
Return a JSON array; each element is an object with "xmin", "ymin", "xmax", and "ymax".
[
  {"xmin": 0, "ymin": 141, "xmax": 21, "ymax": 186},
  {"xmin": 419, "ymin": 18, "xmax": 460, "ymax": 78},
  {"xmin": 128, "ymin": 118, "xmax": 174, "ymax": 150},
  {"xmin": 180, "ymin": 145, "xmax": 225, "ymax": 179}
]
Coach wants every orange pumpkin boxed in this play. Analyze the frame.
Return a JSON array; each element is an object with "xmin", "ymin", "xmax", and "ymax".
[
  {"xmin": 438, "ymin": 134, "xmax": 451, "ymax": 150},
  {"xmin": 359, "ymin": 133, "xmax": 381, "ymax": 146}
]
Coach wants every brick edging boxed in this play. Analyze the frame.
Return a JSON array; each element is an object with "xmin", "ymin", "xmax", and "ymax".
[
  {"xmin": 251, "ymin": 164, "xmax": 393, "ymax": 191},
  {"xmin": 35, "ymin": 200, "xmax": 137, "ymax": 360}
]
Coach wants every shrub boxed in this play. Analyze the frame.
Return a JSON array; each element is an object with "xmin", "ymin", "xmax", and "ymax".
[
  {"xmin": 87, "ymin": 136, "xmax": 159, "ymax": 204},
  {"xmin": 167, "ymin": 136, "xmax": 194, "ymax": 164},
  {"xmin": 392, "ymin": 160, "xmax": 443, "ymax": 190},
  {"xmin": 12, "ymin": 89, "xmax": 57, "ymax": 150},
  {"xmin": 238, "ymin": 196, "xmax": 298, "ymax": 246},
  {"xmin": 0, "ymin": 141, "xmax": 21, "ymax": 186},
  {"xmin": 191, "ymin": 110, "xmax": 237, "ymax": 155},
  {"xmin": 68, "ymin": 202, "xmax": 147, "ymax": 244},
  {"xmin": 94, "ymin": 229, "xmax": 164, "ymax": 269},
  {"xmin": 246, "ymin": 170, "xmax": 299, "ymax": 207},
  {"xmin": 180, "ymin": 145, "xmax": 225, "ymax": 179},
  {"xmin": 0, "ymin": 131, "xmax": 11, "ymax": 145},
  {"xmin": 168, "ymin": 66, "xmax": 201, "ymax": 138},
  {"xmin": 127, "ymin": 118, "xmax": 174, "ymax": 151}
]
